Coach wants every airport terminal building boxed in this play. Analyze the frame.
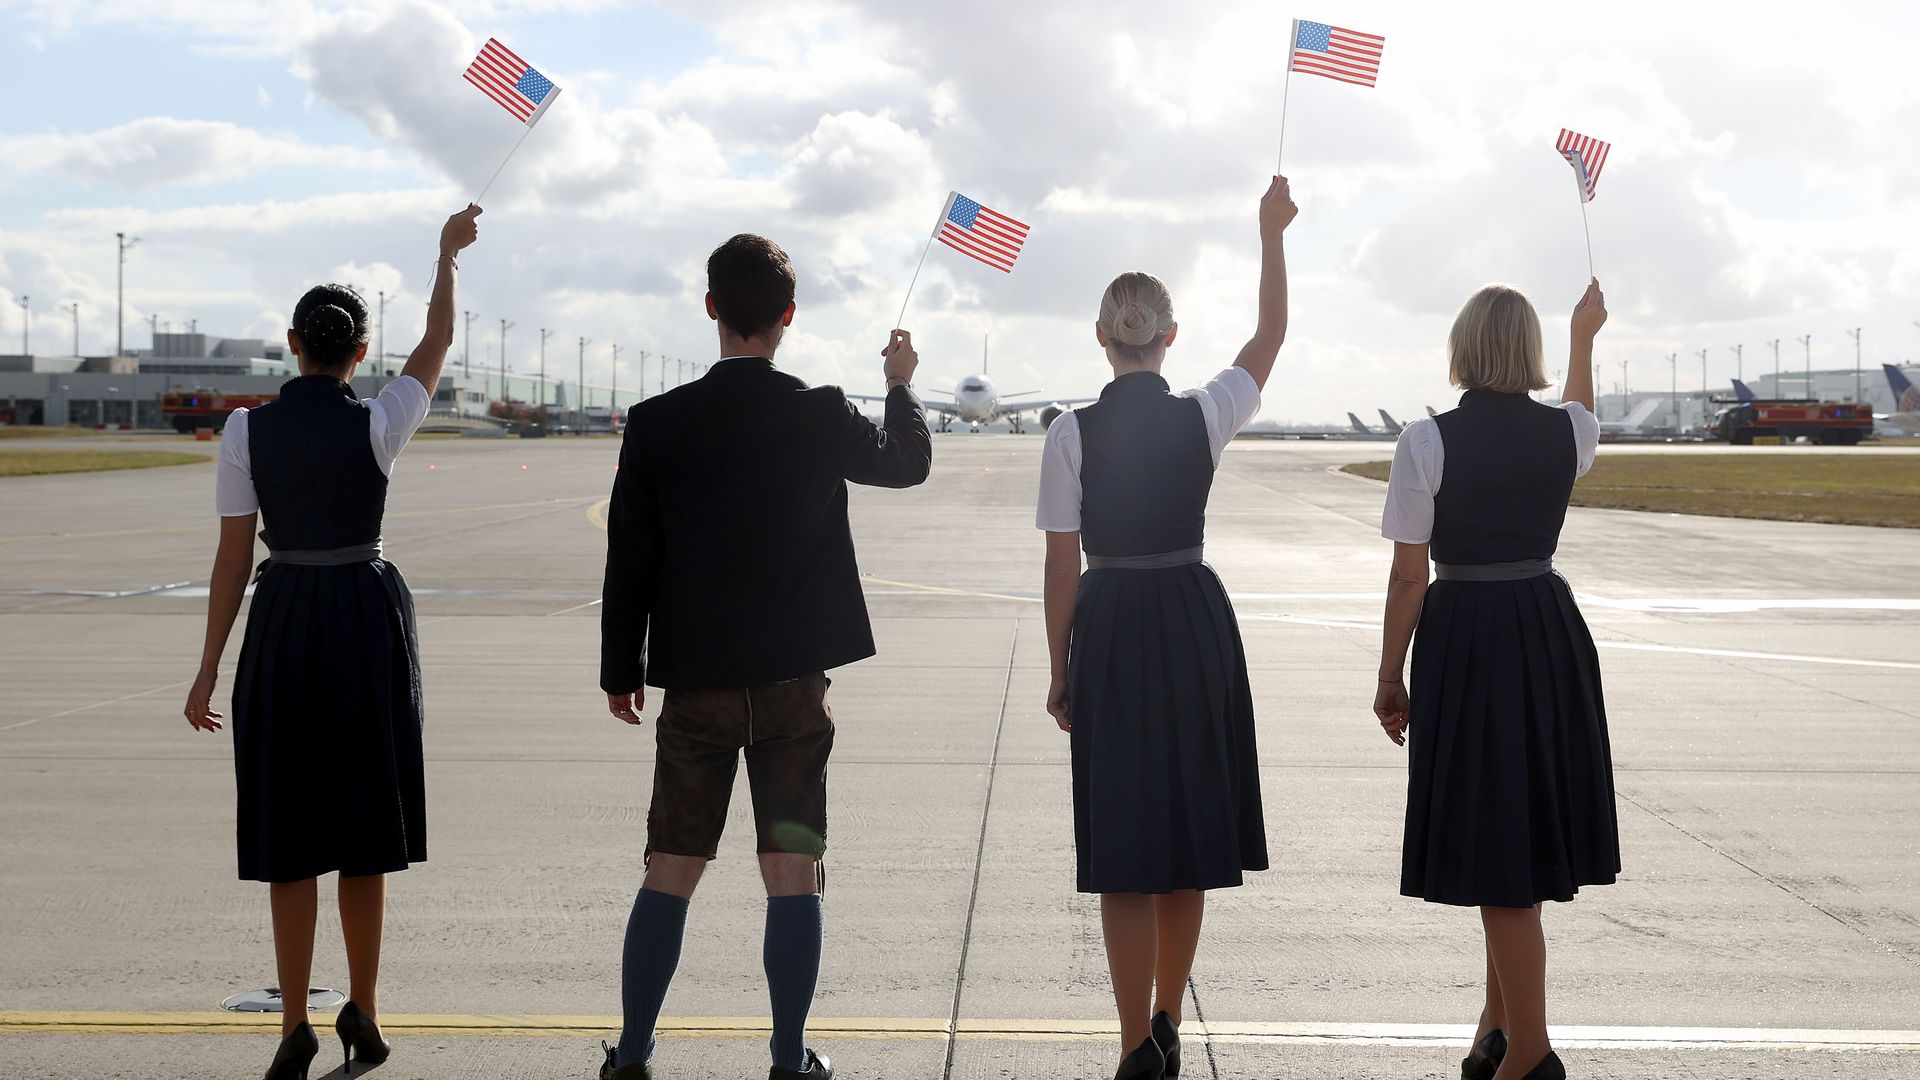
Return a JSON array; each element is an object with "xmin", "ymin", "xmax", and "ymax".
[
  {"xmin": 1593, "ymin": 363, "xmax": 1918, "ymax": 435},
  {"xmin": 0, "ymin": 331, "xmax": 645, "ymax": 429}
]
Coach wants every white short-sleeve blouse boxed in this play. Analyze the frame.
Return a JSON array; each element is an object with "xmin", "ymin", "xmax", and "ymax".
[
  {"xmin": 215, "ymin": 375, "xmax": 433, "ymax": 517},
  {"xmin": 1379, "ymin": 400, "xmax": 1600, "ymax": 545},
  {"xmin": 1036, "ymin": 366, "xmax": 1262, "ymax": 533}
]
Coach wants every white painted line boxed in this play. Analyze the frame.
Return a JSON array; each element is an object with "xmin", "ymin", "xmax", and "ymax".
[{"xmin": 1244, "ymin": 613, "xmax": 1920, "ymax": 671}]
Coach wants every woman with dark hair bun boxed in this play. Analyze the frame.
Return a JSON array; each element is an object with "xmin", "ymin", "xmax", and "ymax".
[{"xmin": 184, "ymin": 204, "xmax": 481, "ymax": 1080}]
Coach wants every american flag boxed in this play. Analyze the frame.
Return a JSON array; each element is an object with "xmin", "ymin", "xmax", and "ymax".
[
  {"xmin": 1556, "ymin": 128, "xmax": 1611, "ymax": 202},
  {"xmin": 936, "ymin": 193, "xmax": 1028, "ymax": 274},
  {"xmin": 1290, "ymin": 20, "xmax": 1385, "ymax": 88},
  {"xmin": 464, "ymin": 38, "xmax": 559, "ymax": 125}
]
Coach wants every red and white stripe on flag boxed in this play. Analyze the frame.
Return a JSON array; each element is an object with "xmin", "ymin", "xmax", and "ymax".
[
  {"xmin": 1556, "ymin": 128, "xmax": 1611, "ymax": 202},
  {"xmin": 1289, "ymin": 20, "xmax": 1385, "ymax": 88},
  {"xmin": 936, "ymin": 193, "xmax": 1029, "ymax": 274}
]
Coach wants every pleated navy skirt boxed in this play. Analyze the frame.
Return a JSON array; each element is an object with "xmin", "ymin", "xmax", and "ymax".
[
  {"xmin": 231, "ymin": 559, "xmax": 427, "ymax": 883},
  {"xmin": 1402, "ymin": 572, "xmax": 1619, "ymax": 907},
  {"xmin": 1068, "ymin": 562, "xmax": 1267, "ymax": 894}
]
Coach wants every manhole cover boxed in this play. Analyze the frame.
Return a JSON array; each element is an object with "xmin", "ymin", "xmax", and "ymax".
[{"xmin": 220, "ymin": 987, "xmax": 346, "ymax": 1013}]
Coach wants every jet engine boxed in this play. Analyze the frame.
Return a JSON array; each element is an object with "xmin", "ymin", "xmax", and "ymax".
[{"xmin": 1040, "ymin": 405, "xmax": 1063, "ymax": 430}]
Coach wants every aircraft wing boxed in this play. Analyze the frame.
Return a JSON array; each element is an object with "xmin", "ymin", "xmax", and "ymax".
[
  {"xmin": 847, "ymin": 392, "xmax": 957, "ymax": 416},
  {"xmin": 996, "ymin": 397, "xmax": 1096, "ymax": 416}
]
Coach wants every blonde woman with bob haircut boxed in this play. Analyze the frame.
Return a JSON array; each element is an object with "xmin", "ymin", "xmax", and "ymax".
[
  {"xmin": 1036, "ymin": 176, "xmax": 1295, "ymax": 1080},
  {"xmin": 1374, "ymin": 280, "xmax": 1621, "ymax": 1080}
]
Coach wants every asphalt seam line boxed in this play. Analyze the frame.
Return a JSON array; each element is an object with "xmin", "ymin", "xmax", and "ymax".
[{"xmin": 940, "ymin": 620, "xmax": 1019, "ymax": 1080}]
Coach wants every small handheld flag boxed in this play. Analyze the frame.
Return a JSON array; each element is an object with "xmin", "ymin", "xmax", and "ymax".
[
  {"xmin": 1277, "ymin": 19, "xmax": 1386, "ymax": 169},
  {"xmin": 1556, "ymin": 128, "xmax": 1610, "ymax": 202},
  {"xmin": 896, "ymin": 191, "xmax": 1031, "ymax": 329},
  {"xmin": 464, "ymin": 38, "xmax": 563, "ymax": 202},
  {"xmin": 1554, "ymin": 128, "xmax": 1612, "ymax": 276},
  {"xmin": 1289, "ymin": 20, "xmax": 1386, "ymax": 88}
]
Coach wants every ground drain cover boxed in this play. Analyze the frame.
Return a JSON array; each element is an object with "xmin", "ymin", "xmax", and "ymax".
[{"xmin": 219, "ymin": 987, "xmax": 346, "ymax": 1013}]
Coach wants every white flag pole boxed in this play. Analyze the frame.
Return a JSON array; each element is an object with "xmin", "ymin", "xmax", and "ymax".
[
  {"xmin": 476, "ymin": 87, "xmax": 561, "ymax": 205},
  {"xmin": 895, "ymin": 191, "xmax": 957, "ymax": 330},
  {"xmin": 1569, "ymin": 153, "xmax": 1595, "ymax": 278},
  {"xmin": 1277, "ymin": 19, "xmax": 1297, "ymax": 171}
]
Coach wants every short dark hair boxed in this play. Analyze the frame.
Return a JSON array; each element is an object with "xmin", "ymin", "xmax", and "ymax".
[
  {"xmin": 291, "ymin": 283, "xmax": 370, "ymax": 372},
  {"xmin": 707, "ymin": 234, "xmax": 795, "ymax": 339}
]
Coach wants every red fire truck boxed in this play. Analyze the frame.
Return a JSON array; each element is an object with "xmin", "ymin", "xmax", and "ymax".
[
  {"xmin": 1707, "ymin": 399, "xmax": 1874, "ymax": 445},
  {"xmin": 161, "ymin": 389, "xmax": 278, "ymax": 434}
]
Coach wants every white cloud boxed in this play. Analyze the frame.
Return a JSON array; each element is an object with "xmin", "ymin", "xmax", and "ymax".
[{"xmin": 0, "ymin": 118, "xmax": 394, "ymax": 191}]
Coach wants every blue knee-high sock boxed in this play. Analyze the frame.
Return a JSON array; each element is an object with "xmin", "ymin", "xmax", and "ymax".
[
  {"xmin": 618, "ymin": 888, "xmax": 690, "ymax": 1068},
  {"xmin": 764, "ymin": 893, "xmax": 824, "ymax": 1072}
]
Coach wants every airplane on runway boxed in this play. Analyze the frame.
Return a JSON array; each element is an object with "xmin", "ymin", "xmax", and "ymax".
[
  {"xmin": 1879, "ymin": 364, "xmax": 1920, "ymax": 436},
  {"xmin": 1342, "ymin": 412, "xmax": 1400, "ymax": 439},
  {"xmin": 852, "ymin": 335, "xmax": 1093, "ymax": 433}
]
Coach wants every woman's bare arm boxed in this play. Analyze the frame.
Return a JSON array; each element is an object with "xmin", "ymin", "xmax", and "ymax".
[
  {"xmin": 1230, "ymin": 175, "xmax": 1299, "ymax": 391},
  {"xmin": 1043, "ymin": 530, "xmax": 1083, "ymax": 732},
  {"xmin": 399, "ymin": 205, "xmax": 483, "ymax": 399},
  {"xmin": 185, "ymin": 514, "xmax": 258, "ymax": 732},
  {"xmin": 1562, "ymin": 278, "xmax": 1607, "ymax": 412},
  {"xmin": 1373, "ymin": 540, "xmax": 1430, "ymax": 745}
]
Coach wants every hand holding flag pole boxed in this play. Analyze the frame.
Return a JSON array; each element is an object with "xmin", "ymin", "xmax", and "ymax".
[{"xmin": 464, "ymin": 38, "xmax": 562, "ymax": 204}]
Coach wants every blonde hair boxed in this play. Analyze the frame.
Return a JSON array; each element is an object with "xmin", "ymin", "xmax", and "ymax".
[
  {"xmin": 1448, "ymin": 285, "xmax": 1549, "ymax": 394},
  {"xmin": 1098, "ymin": 272, "xmax": 1175, "ymax": 361}
]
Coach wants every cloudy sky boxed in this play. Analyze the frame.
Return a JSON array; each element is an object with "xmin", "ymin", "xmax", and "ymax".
[{"xmin": 3, "ymin": 0, "xmax": 1918, "ymax": 423}]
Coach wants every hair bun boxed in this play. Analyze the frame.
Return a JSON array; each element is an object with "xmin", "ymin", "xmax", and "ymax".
[
  {"xmin": 1112, "ymin": 301, "xmax": 1162, "ymax": 347},
  {"xmin": 304, "ymin": 304, "xmax": 355, "ymax": 348}
]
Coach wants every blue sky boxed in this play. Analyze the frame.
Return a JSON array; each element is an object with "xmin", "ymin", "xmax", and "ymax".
[{"xmin": 3, "ymin": 0, "xmax": 1918, "ymax": 421}]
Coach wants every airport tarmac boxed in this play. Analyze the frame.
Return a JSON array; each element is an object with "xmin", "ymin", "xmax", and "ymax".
[{"xmin": 3, "ymin": 433, "xmax": 1919, "ymax": 1079}]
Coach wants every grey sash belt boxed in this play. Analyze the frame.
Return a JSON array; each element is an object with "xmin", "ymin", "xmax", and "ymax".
[
  {"xmin": 1433, "ymin": 557, "xmax": 1553, "ymax": 582},
  {"xmin": 269, "ymin": 540, "xmax": 384, "ymax": 566},
  {"xmin": 1086, "ymin": 545, "xmax": 1204, "ymax": 571}
]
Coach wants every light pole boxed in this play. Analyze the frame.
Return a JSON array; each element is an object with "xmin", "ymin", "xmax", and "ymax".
[
  {"xmin": 1798, "ymin": 334, "xmax": 1813, "ymax": 400},
  {"xmin": 116, "ymin": 232, "xmax": 139, "ymax": 358},
  {"xmin": 1667, "ymin": 352, "xmax": 1678, "ymax": 433},
  {"xmin": 498, "ymin": 319, "xmax": 514, "ymax": 403},
  {"xmin": 463, "ymin": 310, "xmax": 479, "ymax": 380},
  {"xmin": 1730, "ymin": 343, "xmax": 1742, "ymax": 385},
  {"xmin": 611, "ymin": 343, "xmax": 620, "ymax": 413},
  {"xmin": 376, "ymin": 291, "xmax": 387, "ymax": 390},
  {"xmin": 1767, "ymin": 339, "xmax": 1780, "ymax": 397},
  {"xmin": 16, "ymin": 295, "xmax": 28, "ymax": 356},
  {"xmin": 577, "ymin": 336, "xmax": 592, "ymax": 431},
  {"xmin": 64, "ymin": 302, "xmax": 79, "ymax": 356},
  {"xmin": 1845, "ymin": 327, "xmax": 1862, "ymax": 403},
  {"xmin": 539, "ymin": 328, "xmax": 554, "ymax": 410},
  {"xmin": 659, "ymin": 356, "xmax": 667, "ymax": 395}
]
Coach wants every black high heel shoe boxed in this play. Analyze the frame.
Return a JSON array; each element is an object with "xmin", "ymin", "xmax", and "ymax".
[
  {"xmin": 1462, "ymin": 1028, "xmax": 1507, "ymax": 1080},
  {"xmin": 263, "ymin": 1022, "xmax": 319, "ymax": 1080},
  {"xmin": 1115, "ymin": 1034, "xmax": 1166, "ymax": 1080},
  {"xmin": 1515, "ymin": 1050, "xmax": 1566, "ymax": 1080},
  {"xmin": 1150, "ymin": 1011, "xmax": 1181, "ymax": 1078},
  {"xmin": 334, "ymin": 1000, "xmax": 391, "ymax": 1073}
]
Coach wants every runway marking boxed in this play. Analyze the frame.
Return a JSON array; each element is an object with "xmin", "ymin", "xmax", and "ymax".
[
  {"xmin": 3, "ymin": 1013, "xmax": 1915, "ymax": 1052},
  {"xmin": 0, "ymin": 497, "xmax": 598, "ymax": 545},
  {"xmin": 587, "ymin": 496, "xmax": 610, "ymax": 530},
  {"xmin": 0, "ymin": 677, "xmax": 197, "ymax": 733},
  {"xmin": 1244, "ymin": 613, "xmax": 1920, "ymax": 670}
]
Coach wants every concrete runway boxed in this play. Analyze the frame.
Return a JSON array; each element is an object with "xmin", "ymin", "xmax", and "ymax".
[{"xmin": 3, "ymin": 432, "xmax": 1919, "ymax": 1079}]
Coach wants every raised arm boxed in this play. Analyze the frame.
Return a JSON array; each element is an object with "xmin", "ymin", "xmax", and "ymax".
[
  {"xmin": 837, "ymin": 329, "xmax": 932, "ymax": 489},
  {"xmin": 1562, "ymin": 278, "xmax": 1607, "ymax": 412},
  {"xmin": 1230, "ymin": 175, "xmax": 1299, "ymax": 391},
  {"xmin": 399, "ymin": 204, "xmax": 483, "ymax": 399}
]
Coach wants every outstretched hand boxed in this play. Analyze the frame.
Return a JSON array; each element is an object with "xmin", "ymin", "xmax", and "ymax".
[
  {"xmin": 1571, "ymin": 277, "xmax": 1607, "ymax": 341},
  {"xmin": 441, "ymin": 203, "xmax": 483, "ymax": 259},
  {"xmin": 1260, "ymin": 175, "xmax": 1298, "ymax": 241}
]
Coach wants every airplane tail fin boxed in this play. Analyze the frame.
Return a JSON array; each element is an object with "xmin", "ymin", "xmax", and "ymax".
[
  {"xmin": 1377, "ymin": 409, "xmax": 1402, "ymax": 433},
  {"xmin": 1887, "ymin": 364, "xmax": 1920, "ymax": 413},
  {"xmin": 1732, "ymin": 378, "xmax": 1755, "ymax": 403},
  {"xmin": 1347, "ymin": 412, "xmax": 1369, "ymax": 433},
  {"xmin": 1425, "ymin": 405, "xmax": 1438, "ymax": 417}
]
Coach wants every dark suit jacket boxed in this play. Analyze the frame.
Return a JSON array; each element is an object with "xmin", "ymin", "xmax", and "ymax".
[{"xmin": 600, "ymin": 356, "xmax": 932, "ymax": 692}]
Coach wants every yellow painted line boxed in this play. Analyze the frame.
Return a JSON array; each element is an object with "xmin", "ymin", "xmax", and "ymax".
[
  {"xmin": 587, "ymin": 497, "xmax": 610, "ymax": 530},
  {"xmin": 3, "ymin": 1013, "xmax": 1917, "ymax": 1052}
]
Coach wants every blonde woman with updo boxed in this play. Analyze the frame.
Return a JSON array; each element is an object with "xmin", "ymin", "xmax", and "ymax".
[
  {"xmin": 1036, "ymin": 177, "xmax": 1295, "ymax": 1080},
  {"xmin": 1374, "ymin": 280, "xmax": 1620, "ymax": 1080}
]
